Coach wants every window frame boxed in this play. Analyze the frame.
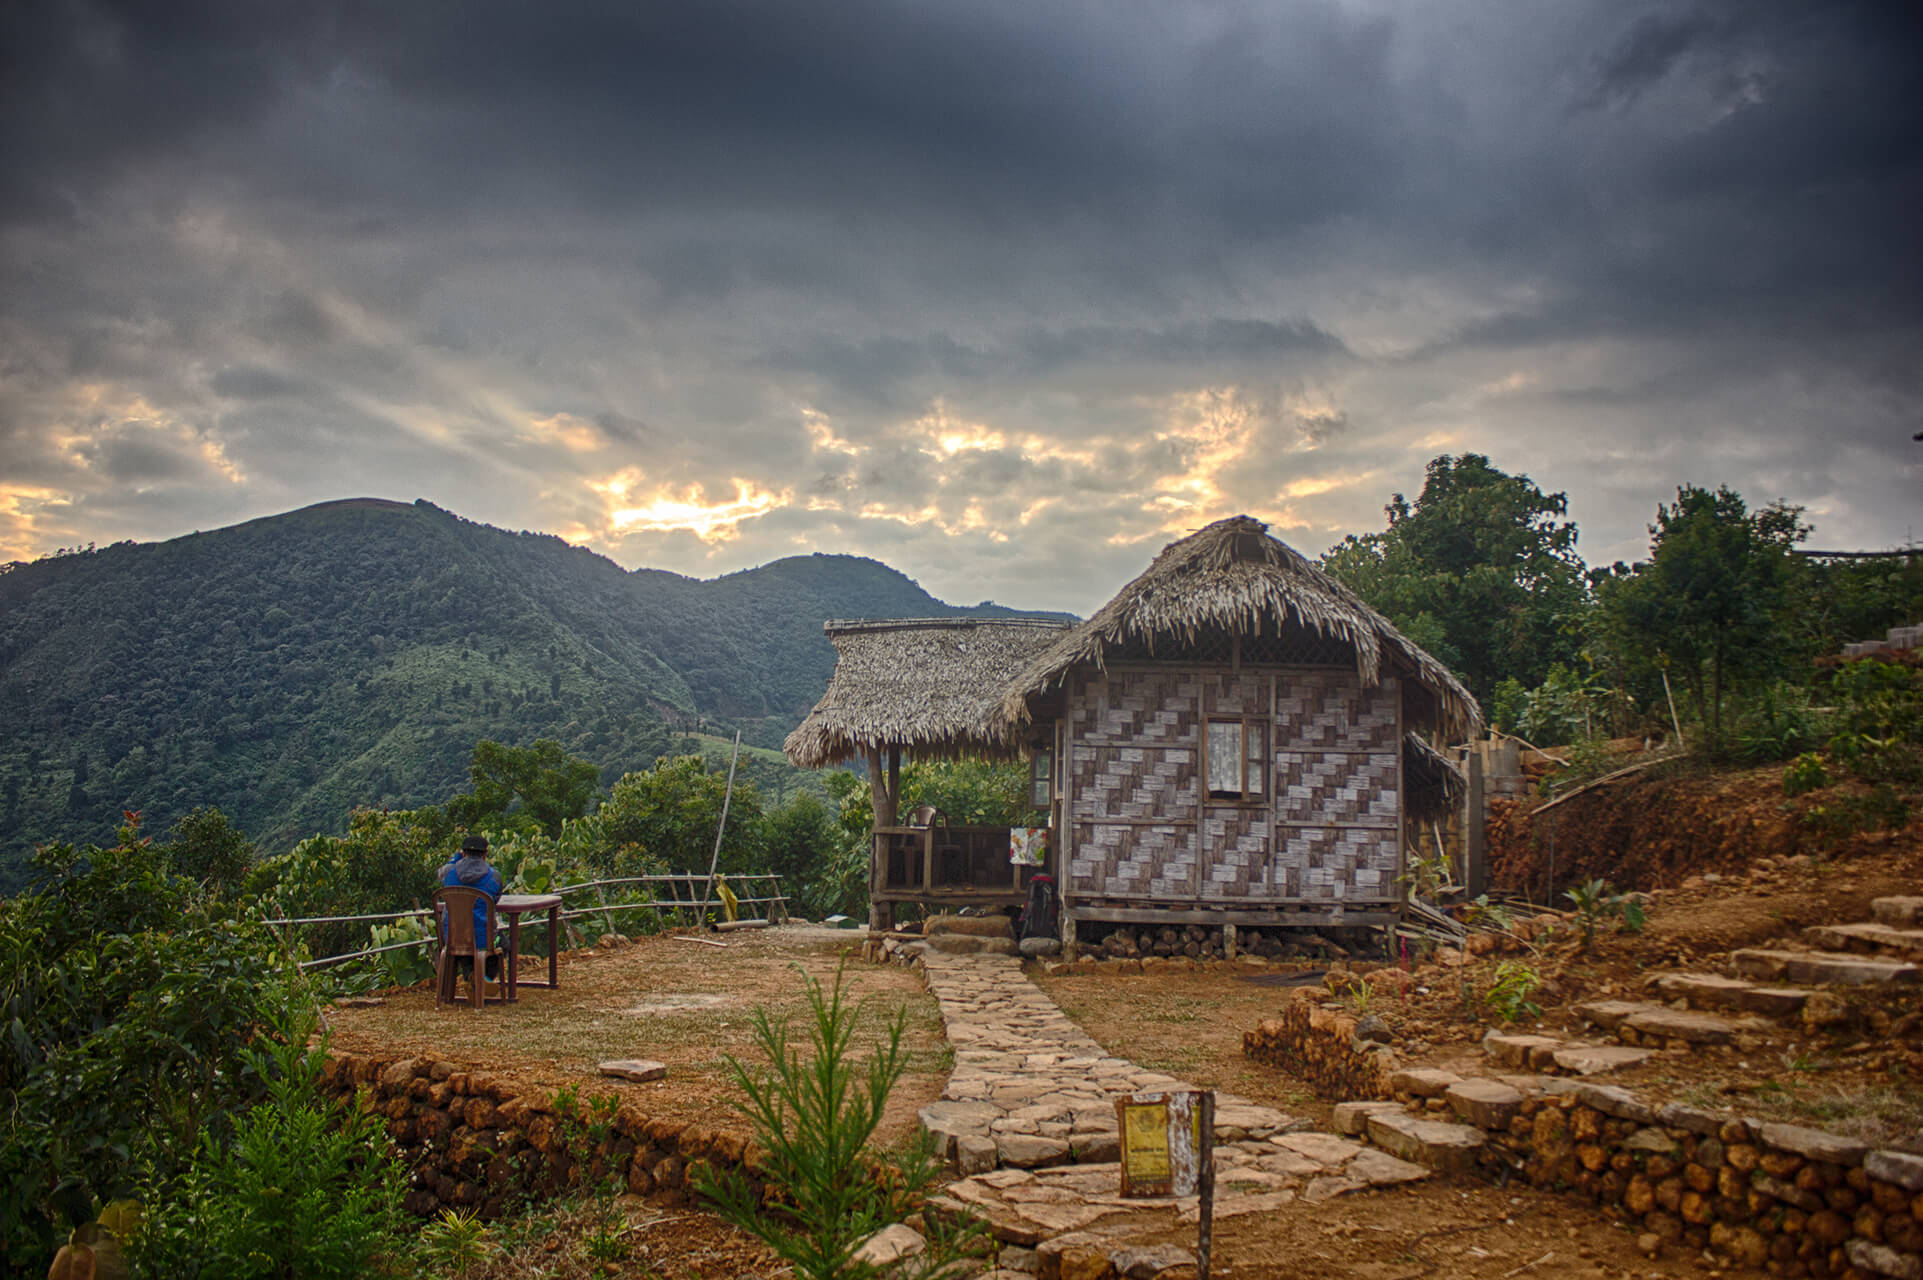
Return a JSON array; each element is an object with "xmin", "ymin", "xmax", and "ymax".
[
  {"xmin": 1028, "ymin": 748, "xmax": 1054, "ymax": 809},
  {"xmin": 1203, "ymin": 716, "xmax": 1270, "ymax": 804}
]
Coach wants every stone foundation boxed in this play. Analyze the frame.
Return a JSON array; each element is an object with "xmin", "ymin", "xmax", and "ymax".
[{"xmin": 320, "ymin": 1051, "xmax": 763, "ymax": 1219}]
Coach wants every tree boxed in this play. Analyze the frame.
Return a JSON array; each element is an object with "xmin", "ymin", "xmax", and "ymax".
[
  {"xmin": 161, "ymin": 806, "xmax": 255, "ymax": 896},
  {"xmin": 1597, "ymin": 486, "xmax": 1809, "ymax": 746},
  {"xmin": 447, "ymin": 738, "xmax": 601, "ymax": 838},
  {"xmin": 593, "ymin": 755, "xmax": 766, "ymax": 874},
  {"xmin": 760, "ymin": 791, "xmax": 848, "ymax": 918},
  {"xmin": 1322, "ymin": 454, "xmax": 1588, "ymax": 705}
]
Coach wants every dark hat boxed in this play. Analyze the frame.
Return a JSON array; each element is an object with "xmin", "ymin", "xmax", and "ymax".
[{"xmin": 461, "ymin": 834, "xmax": 489, "ymax": 854}]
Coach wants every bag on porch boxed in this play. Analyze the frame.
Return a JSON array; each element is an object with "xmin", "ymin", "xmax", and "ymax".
[{"xmin": 1019, "ymin": 873, "xmax": 1058, "ymax": 943}]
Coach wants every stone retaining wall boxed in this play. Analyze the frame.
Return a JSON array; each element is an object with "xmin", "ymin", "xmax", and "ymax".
[
  {"xmin": 320, "ymin": 1051, "xmax": 762, "ymax": 1219},
  {"xmin": 1466, "ymin": 1083, "xmax": 1923, "ymax": 1279},
  {"xmin": 1241, "ymin": 1000, "xmax": 1396, "ymax": 1101}
]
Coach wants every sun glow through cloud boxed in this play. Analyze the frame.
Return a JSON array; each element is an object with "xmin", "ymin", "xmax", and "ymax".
[{"xmin": 599, "ymin": 479, "xmax": 788, "ymax": 542}]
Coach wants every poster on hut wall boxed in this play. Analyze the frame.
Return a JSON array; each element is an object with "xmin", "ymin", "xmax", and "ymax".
[{"xmin": 1008, "ymin": 827, "xmax": 1047, "ymax": 865}]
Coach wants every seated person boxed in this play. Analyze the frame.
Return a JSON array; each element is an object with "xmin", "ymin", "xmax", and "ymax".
[{"xmin": 441, "ymin": 833, "xmax": 505, "ymax": 982}]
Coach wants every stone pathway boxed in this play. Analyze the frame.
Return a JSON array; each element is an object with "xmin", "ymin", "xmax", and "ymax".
[{"xmin": 911, "ymin": 951, "xmax": 1430, "ymax": 1260}]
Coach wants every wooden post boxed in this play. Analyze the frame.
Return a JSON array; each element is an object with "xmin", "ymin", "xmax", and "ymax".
[
  {"xmin": 1222, "ymin": 921, "xmax": 1237, "ymax": 960},
  {"xmin": 1465, "ymin": 749, "xmax": 1487, "ymax": 898},
  {"xmin": 1197, "ymin": 1090, "xmax": 1216, "ymax": 1279},
  {"xmin": 1061, "ymin": 908, "xmax": 1077, "ymax": 959}
]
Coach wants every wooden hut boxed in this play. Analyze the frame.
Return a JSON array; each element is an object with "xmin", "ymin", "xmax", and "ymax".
[
  {"xmin": 783, "ymin": 617, "xmax": 1072, "ymax": 927},
  {"xmin": 786, "ymin": 516, "xmax": 1480, "ymax": 938}
]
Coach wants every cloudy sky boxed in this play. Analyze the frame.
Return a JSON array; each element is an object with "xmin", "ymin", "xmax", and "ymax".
[{"xmin": 2, "ymin": 0, "xmax": 1918, "ymax": 616}]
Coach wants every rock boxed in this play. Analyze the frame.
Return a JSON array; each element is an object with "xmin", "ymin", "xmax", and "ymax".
[
  {"xmin": 1389, "ymin": 1067, "xmax": 1461, "ymax": 1097},
  {"xmin": 1353, "ymin": 1014, "xmax": 1394, "ymax": 1044},
  {"xmin": 1110, "ymin": 1244, "xmax": 1197, "ymax": 1279},
  {"xmin": 1349, "ymin": 1147, "xmax": 1430, "ymax": 1187},
  {"xmin": 1020, "ymin": 936, "xmax": 1063, "ymax": 958},
  {"xmin": 1654, "ymin": 972, "xmax": 1754, "ymax": 1009},
  {"xmin": 1551, "ymin": 1044, "xmax": 1652, "ymax": 1076},
  {"xmin": 1636, "ymin": 1232, "xmax": 1662, "ymax": 1258},
  {"xmin": 957, "ymin": 1134, "xmax": 999, "ymax": 1175},
  {"xmin": 1734, "ymin": 948, "xmax": 1920, "ymax": 986},
  {"xmin": 1758, "ymin": 1122, "xmax": 1870, "ymax": 1166},
  {"xmin": 1621, "ymin": 1006, "xmax": 1734, "ymax": 1045},
  {"xmin": 1070, "ymin": 1130, "xmax": 1120, "ymax": 1163},
  {"xmin": 1364, "ymin": 1112, "xmax": 1484, "ymax": 1173},
  {"xmin": 1655, "ymin": 1102, "xmax": 1734, "ymax": 1135},
  {"xmin": 598, "ymin": 1059, "xmax": 668, "ymax": 1082},
  {"xmin": 1846, "ymin": 1238, "xmax": 1923, "ymax": 1280},
  {"xmin": 1444, "ymin": 1078, "xmax": 1523, "ymax": 1129},
  {"xmin": 1708, "ymin": 1222, "xmax": 1768, "ymax": 1269},
  {"xmin": 995, "ymin": 1133, "xmax": 1071, "ymax": 1168},
  {"xmin": 1801, "ymin": 988, "xmax": 1853, "ymax": 1030},
  {"xmin": 1867, "ymin": 1150, "xmax": 1923, "ymax": 1192},
  {"xmin": 1873, "ymin": 896, "xmax": 1923, "ymax": 927},
  {"xmin": 1482, "ymin": 1032, "xmax": 1564, "ymax": 1068},
  {"xmin": 1574, "ymin": 1082, "xmax": 1657, "ymax": 1124},
  {"xmin": 1623, "ymin": 1128, "xmax": 1679, "ymax": 1154},
  {"xmin": 1332, "ymin": 1101, "xmax": 1403, "ymax": 1136},
  {"xmin": 1573, "ymin": 999, "xmax": 1646, "ymax": 1030},
  {"xmin": 854, "ymin": 1224, "xmax": 927, "ymax": 1267}
]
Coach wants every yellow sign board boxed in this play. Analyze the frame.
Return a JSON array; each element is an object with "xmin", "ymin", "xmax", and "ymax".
[{"xmin": 1117, "ymin": 1090, "xmax": 1209, "ymax": 1198}]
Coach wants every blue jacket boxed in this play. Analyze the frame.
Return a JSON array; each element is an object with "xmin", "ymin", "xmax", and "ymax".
[{"xmin": 441, "ymin": 854, "xmax": 504, "ymax": 942}]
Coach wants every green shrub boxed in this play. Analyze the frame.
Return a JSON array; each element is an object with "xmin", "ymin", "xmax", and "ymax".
[
  {"xmin": 1, "ymin": 817, "xmax": 309, "ymax": 1270},
  {"xmin": 1483, "ymin": 961, "xmax": 1542, "ymax": 1024},
  {"xmin": 1783, "ymin": 752, "xmax": 1832, "ymax": 797},
  {"xmin": 1801, "ymin": 785, "xmax": 1911, "ymax": 844},
  {"xmin": 134, "ymin": 1014, "xmax": 406, "ymax": 1279}
]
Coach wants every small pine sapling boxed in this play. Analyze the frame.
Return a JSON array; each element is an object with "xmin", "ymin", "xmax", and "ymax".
[{"xmin": 694, "ymin": 961, "xmax": 986, "ymax": 1280}]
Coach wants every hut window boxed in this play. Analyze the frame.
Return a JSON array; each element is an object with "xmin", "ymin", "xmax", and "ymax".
[
  {"xmin": 1029, "ymin": 750, "xmax": 1053, "ymax": 808},
  {"xmin": 1205, "ymin": 718, "xmax": 1269, "ymax": 801}
]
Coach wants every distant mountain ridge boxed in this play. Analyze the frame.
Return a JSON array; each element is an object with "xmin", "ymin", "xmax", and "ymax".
[{"xmin": 0, "ymin": 498, "xmax": 1066, "ymax": 883}]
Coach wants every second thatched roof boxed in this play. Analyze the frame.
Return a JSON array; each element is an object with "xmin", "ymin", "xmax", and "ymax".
[
  {"xmin": 1000, "ymin": 515, "xmax": 1481, "ymax": 740},
  {"xmin": 783, "ymin": 617, "xmax": 1074, "ymax": 768}
]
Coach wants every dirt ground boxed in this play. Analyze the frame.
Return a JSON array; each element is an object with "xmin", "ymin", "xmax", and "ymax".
[
  {"xmin": 329, "ymin": 805, "xmax": 1920, "ymax": 1277},
  {"xmin": 324, "ymin": 923, "xmax": 949, "ymax": 1147}
]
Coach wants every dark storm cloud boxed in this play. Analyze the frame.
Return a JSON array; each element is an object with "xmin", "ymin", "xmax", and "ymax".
[
  {"xmin": 763, "ymin": 319, "xmax": 1353, "ymax": 408},
  {"xmin": 0, "ymin": 0, "xmax": 1917, "ymax": 608}
]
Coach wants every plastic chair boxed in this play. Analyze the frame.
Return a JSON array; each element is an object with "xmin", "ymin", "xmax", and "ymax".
[{"xmin": 434, "ymin": 886, "xmax": 504, "ymax": 1010}]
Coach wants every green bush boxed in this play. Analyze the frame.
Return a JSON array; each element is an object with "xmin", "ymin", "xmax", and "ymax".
[
  {"xmin": 1, "ymin": 817, "xmax": 309, "ymax": 1270},
  {"xmin": 133, "ymin": 1014, "xmax": 406, "ymax": 1279},
  {"xmin": 1783, "ymin": 752, "xmax": 1832, "ymax": 797},
  {"xmin": 1483, "ymin": 961, "xmax": 1542, "ymax": 1024}
]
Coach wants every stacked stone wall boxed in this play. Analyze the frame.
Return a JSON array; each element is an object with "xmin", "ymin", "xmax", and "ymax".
[
  {"xmin": 1241, "ymin": 999, "xmax": 1395, "ymax": 1101},
  {"xmin": 1475, "ymin": 1084, "xmax": 1923, "ymax": 1278},
  {"xmin": 319, "ymin": 1051, "xmax": 761, "ymax": 1219}
]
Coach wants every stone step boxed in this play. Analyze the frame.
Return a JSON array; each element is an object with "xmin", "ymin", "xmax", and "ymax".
[
  {"xmin": 1731, "ymin": 948, "xmax": 1923, "ymax": 987},
  {"xmin": 1654, "ymin": 972, "xmax": 1810, "ymax": 1017},
  {"xmin": 1805, "ymin": 921, "xmax": 1923, "ymax": 960},
  {"xmin": 1363, "ymin": 1110, "xmax": 1484, "ymax": 1174},
  {"xmin": 1480, "ymin": 1030, "xmax": 1652, "ymax": 1076},
  {"xmin": 1551, "ymin": 1044, "xmax": 1655, "ymax": 1075},
  {"xmin": 1872, "ymin": 896, "xmax": 1923, "ymax": 927},
  {"xmin": 1574, "ymin": 999, "xmax": 1739, "ymax": 1045}
]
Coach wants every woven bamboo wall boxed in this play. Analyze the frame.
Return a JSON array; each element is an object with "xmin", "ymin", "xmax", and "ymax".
[{"xmin": 1062, "ymin": 665, "xmax": 1401, "ymax": 906}]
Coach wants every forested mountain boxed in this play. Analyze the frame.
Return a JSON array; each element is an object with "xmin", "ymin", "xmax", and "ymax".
[{"xmin": 0, "ymin": 498, "xmax": 1057, "ymax": 884}]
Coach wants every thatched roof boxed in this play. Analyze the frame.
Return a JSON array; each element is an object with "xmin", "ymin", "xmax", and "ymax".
[
  {"xmin": 783, "ymin": 617, "xmax": 1074, "ymax": 768},
  {"xmin": 1000, "ymin": 515, "xmax": 1481, "ymax": 740}
]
